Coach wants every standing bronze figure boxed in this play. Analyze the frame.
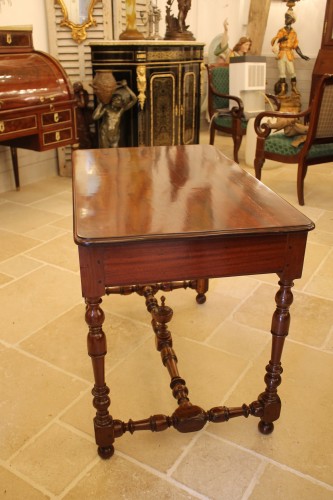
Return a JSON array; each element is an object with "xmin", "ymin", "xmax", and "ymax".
[{"xmin": 165, "ymin": 0, "xmax": 195, "ymax": 40}]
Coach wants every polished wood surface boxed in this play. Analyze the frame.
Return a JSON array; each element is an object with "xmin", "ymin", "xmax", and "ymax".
[
  {"xmin": 74, "ymin": 145, "xmax": 312, "ymax": 243},
  {"xmin": 0, "ymin": 27, "xmax": 77, "ymax": 188},
  {"xmin": 73, "ymin": 144, "xmax": 314, "ymax": 459}
]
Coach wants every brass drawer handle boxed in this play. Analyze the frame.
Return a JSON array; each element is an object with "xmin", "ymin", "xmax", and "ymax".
[
  {"xmin": 0, "ymin": 121, "xmax": 5, "ymax": 133},
  {"xmin": 55, "ymin": 131, "xmax": 61, "ymax": 141},
  {"xmin": 6, "ymin": 34, "xmax": 12, "ymax": 45},
  {"xmin": 54, "ymin": 112, "xmax": 59, "ymax": 123}
]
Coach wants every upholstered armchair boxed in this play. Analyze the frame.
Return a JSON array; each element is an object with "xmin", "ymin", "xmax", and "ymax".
[
  {"xmin": 206, "ymin": 64, "xmax": 247, "ymax": 163},
  {"xmin": 254, "ymin": 73, "xmax": 333, "ymax": 205},
  {"xmin": 206, "ymin": 64, "xmax": 280, "ymax": 164}
]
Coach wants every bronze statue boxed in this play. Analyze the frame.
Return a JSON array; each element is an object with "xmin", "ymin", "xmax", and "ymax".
[
  {"xmin": 178, "ymin": 0, "xmax": 191, "ymax": 32},
  {"xmin": 165, "ymin": 0, "xmax": 195, "ymax": 40},
  {"xmin": 92, "ymin": 80, "xmax": 137, "ymax": 148}
]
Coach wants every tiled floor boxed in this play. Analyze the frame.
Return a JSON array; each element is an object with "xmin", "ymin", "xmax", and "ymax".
[{"xmin": 1, "ymin": 132, "xmax": 332, "ymax": 499}]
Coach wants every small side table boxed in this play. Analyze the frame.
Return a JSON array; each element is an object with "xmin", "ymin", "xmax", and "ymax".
[{"xmin": 73, "ymin": 144, "xmax": 314, "ymax": 459}]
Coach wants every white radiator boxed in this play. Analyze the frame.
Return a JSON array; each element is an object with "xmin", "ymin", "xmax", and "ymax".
[{"xmin": 229, "ymin": 56, "xmax": 267, "ymax": 116}]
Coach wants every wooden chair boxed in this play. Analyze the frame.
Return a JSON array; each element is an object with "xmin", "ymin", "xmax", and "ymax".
[
  {"xmin": 254, "ymin": 73, "xmax": 333, "ymax": 205},
  {"xmin": 206, "ymin": 64, "xmax": 280, "ymax": 164},
  {"xmin": 206, "ymin": 64, "xmax": 247, "ymax": 163}
]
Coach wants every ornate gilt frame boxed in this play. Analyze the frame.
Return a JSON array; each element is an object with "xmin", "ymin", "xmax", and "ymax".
[{"xmin": 55, "ymin": 0, "xmax": 101, "ymax": 43}]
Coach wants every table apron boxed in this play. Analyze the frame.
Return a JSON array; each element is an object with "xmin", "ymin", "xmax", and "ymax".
[{"xmin": 78, "ymin": 232, "xmax": 308, "ymax": 297}]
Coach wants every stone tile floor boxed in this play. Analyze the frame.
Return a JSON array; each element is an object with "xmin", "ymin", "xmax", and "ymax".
[{"xmin": 0, "ymin": 132, "xmax": 332, "ymax": 499}]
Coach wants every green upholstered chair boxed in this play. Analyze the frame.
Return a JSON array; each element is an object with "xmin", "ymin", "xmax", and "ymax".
[
  {"xmin": 206, "ymin": 64, "xmax": 279, "ymax": 164},
  {"xmin": 206, "ymin": 64, "xmax": 247, "ymax": 163},
  {"xmin": 254, "ymin": 73, "xmax": 333, "ymax": 205}
]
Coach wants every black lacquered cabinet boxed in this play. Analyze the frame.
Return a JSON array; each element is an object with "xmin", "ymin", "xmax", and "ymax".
[{"xmin": 90, "ymin": 41, "xmax": 204, "ymax": 147}]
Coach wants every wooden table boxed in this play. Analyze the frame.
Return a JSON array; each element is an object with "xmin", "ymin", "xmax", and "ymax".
[{"xmin": 73, "ymin": 144, "xmax": 314, "ymax": 459}]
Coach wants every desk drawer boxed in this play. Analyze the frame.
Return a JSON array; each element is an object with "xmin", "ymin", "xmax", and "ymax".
[
  {"xmin": 0, "ymin": 115, "xmax": 37, "ymax": 138},
  {"xmin": 43, "ymin": 127, "xmax": 73, "ymax": 146},
  {"xmin": 42, "ymin": 109, "xmax": 72, "ymax": 127},
  {"xmin": 0, "ymin": 31, "xmax": 33, "ymax": 50}
]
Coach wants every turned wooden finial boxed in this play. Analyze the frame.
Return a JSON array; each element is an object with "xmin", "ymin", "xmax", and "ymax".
[{"xmin": 151, "ymin": 295, "xmax": 173, "ymax": 324}]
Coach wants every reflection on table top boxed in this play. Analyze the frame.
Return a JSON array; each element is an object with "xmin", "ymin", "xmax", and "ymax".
[{"xmin": 72, "ymin": 145, "xmax": 314, "ymax": 245}]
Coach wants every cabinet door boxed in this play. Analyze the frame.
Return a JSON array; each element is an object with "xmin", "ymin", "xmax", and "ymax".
[
  {"xmin": 148, "ymin": 65, "xmax": 179, "ymax": 146},
  {"xmin": 181, "ymin": 63, "xmax": 200, "ymax": 145}
]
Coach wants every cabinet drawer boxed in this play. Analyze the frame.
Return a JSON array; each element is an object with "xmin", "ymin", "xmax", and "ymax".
[
  {"xmin": 43, "ymin": 127, "xmax": 73, "ymax": 146},
  {"xmin": 0, "ymin": 31, "xmax": 33, "ymax": 49},
  {"xmin": 0, "ymin": 115, "xmax": 37, "ymax": 138},
  {"xmin": 42, "ymin": 109, "xmax": 72, "ymax": 127}
]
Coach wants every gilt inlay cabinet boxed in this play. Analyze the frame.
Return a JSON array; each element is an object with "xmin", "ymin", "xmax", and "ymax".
[{"xmin": 90, "ymin": 41, "xmax": 204, "ymax": 147}]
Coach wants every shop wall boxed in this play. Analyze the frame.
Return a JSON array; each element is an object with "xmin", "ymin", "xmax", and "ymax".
[{"xmin": 0, "ymin": 0, "xmax": 327, "ymax": 192}]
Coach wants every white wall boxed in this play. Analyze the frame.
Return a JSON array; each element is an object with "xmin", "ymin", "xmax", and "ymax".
[
  {"xmin": 0, "ymin": 0, "xmax": 49, "ymax": 50},
  {"xmin": 1, "ymin": 0, "xmax": 326, "ymax": 61},
  {"xmin": 157, "ymin": 0, "xmax": 325, "ymax": 59},
  {"xmin": 0, "ymin": 0, "xmax": 327, "ymax": 193},
  {"xmin": 263, "ymin": 0, "xmax": 325, "ymax": 58}
]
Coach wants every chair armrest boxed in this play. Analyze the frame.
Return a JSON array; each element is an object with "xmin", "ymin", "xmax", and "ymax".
[
  {"xmin": 209, "ymin": 83, "xmax": 244, "ymax": 110},
  {"xmin": 254, "ymin": 108, "xmax": 310, "ymax": 138},
  {"xmin": 265, "ymin": 93, "xmax": 281, "ymax": 111}
]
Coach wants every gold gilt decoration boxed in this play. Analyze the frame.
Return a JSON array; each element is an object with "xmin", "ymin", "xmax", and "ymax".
[
  {"xmin": 136, "ymin": 65, "xmax": 147, "ymax": 110},
  {"xmin": 147, "ymin": 49, "xmax": 202, "ymax": 62},
  {"xmin": 200, "ymin": 62, "xmax": 205, "ymax": 96},
  {"xmin": 55, "ymin": 0, "xmax": 101, "ymax": 44}
]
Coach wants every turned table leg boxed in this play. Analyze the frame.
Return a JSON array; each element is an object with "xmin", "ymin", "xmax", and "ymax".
[
  {"xmin": 258, "ymin": 279, "xmax": 294, "ymax": 434},
  {"xmin": 85, "ymin": 297, "xmax": 114, "ymax": 459},
  {"xmin": 195, "ymin": 278, "xmax": 209, "ymax": 304}
]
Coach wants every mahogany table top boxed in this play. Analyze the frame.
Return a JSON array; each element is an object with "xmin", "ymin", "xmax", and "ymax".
[{"xmin": 73, "ymin": 144, "xmax": 314, "ymax": 246}]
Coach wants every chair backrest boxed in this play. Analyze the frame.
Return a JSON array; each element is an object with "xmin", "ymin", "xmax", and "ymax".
[
  {"xmin": 206, "ymin": 65, "xmax": 230, "ymax": 117},
  {"xmin": 307, "ymin": 74, "xmax": 333, "ymax": 144}
]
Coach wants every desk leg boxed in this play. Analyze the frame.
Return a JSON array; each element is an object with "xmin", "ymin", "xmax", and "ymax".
[
  {"xmin": 258, "ymin": 279, "xmax": 294, "ymax": 434},
  {"xmin": 10, "ymin": 147, "xmax": 20, "ymax": 190},
  {"xmin": 85, "ymin": 297, "xmax": 114, "ymax": 459}
]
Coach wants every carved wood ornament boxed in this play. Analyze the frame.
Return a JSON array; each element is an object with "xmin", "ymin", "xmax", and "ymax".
[{"xmin": 55, "ymin": 0, "xmax": 101, "ymax": 43}]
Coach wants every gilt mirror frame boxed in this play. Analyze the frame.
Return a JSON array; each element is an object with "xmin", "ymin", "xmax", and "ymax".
[{"xmin": 55, "ymin": 0, "xmax": 101, "ymax": 43}]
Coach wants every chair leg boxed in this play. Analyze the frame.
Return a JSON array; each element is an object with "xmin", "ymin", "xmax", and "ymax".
[
  {"xmin": 254, "ymin": 157, "xmax": 265, "ymax": 180},
  {"xmin": 233, "ymin": 135, "xmax": 242, "ymax": 164},
  {"xmin": 297, "ymin": 160, "xmax": 308, "ymax": 206},
  {"xmin": 209, "ymin": 124, "xmax": 216, "ymax": 145}
]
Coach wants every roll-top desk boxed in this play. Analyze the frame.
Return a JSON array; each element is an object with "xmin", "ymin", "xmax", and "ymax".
[
  {"xmin": 90, "ymin": 41, "xmax": 204, "ymax": 147},
  {"xmin": 0, "ymin": 26, "xmax": 77, "ymax": 188}
]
